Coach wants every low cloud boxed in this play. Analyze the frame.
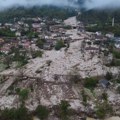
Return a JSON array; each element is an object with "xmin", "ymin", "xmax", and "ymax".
[
  {"xmin": 0, "ymin": 0, "xmax": 119, "ymax": 11},
  {"xmin": 0, "ymin": 0, "xmax": 78, "ymax": 10},
  {"xmin": 84, "ymin": 0, "xmax": 120, "ymax": 10}
]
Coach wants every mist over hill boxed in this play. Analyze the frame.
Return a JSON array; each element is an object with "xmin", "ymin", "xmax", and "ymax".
[
  {"xmin": 0, "ymin": 6, "xmax": 77, "ymax": 22},
  {"xmin": 0, "ymin": 0, "xmax": 120, "ymax": 11},
  {"xmin": 0, "ymin": 0, "xmax": 79, "ymax": 10}
]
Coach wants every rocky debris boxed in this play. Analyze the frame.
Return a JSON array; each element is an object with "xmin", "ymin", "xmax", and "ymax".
[
  {"xmin": 86, "ymin": 118, "xmax": 95, "ymax": 120},
  {"xmin": 23, "ymin": 39, "xmax": 118, "ymax": 82},
  {"xmin": 0, "ymin": 95, "xmax": 17, "ymax": 109},
  {"xmin": 0, "ymin": 77, "xmax": 15, "ymax": 95},
  {"xmin": 64, "ymin": 16, "xmax": 77, "ymax": 27},
  {"xmin": 105, "ymin": 117, "xmax": 120, "ymax": 120},
  {"xmin": 0, "ymin": 16, "xmax": 119, "ymax": 118},
  {"xmin": 0, "ymin": 39, "xmax": 119, "ymax": 112},
  {"xmin": 0, "ymin": 75, "xmax": 84, "ymax": 111}
]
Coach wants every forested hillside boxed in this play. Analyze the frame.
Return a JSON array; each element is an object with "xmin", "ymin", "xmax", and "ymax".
[
  {"xmin": 78, "ymin": 10, "xmax": 120, "ymax": 36},
  {"xmin": 0, "ymin": 6, "xmax": 77, "ymax": 23},
  {"xmin": 78, "ymin": 9, "xmax": 120, "ymax": 24}
]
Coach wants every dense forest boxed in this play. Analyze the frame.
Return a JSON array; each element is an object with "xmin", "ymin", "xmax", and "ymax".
[
  {"xmin": 78, "ymin": 10, "xmax": 120, "ymax": 24},
  {"xmin": 78, "ymin": 10, "xmax": 120, "ymax": 36},
  {"xmin": 0, "ymin": 6, "xmax": 77, "ymax": 23}
]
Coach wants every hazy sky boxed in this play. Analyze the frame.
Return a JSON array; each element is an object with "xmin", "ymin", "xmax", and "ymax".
[
  {"xmin": 84, "ymin": 0, "xmax": 120, "ymax": 10},
  {"xmin": 0, "ymin": 0, "xmax": 120, "ymax": 10},
  {"xmin": 0, "ymin": 0, "xmax": 78, "ymax": 10}
]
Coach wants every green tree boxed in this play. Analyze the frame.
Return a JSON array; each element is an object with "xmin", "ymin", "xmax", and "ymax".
[
  {"xmin": 0, "ymin": 108, "xmax": 15, "ymax": 120},
  {"xmin": 55, "ymin": 40, "xmax": 65, "ymax": 50},
  {"xmin": 96, "ymin": 105, "xmax": 106, "ymax": 119},
  {"xmin": 36, "ymin": 39, "xmax": 44, "ymax": 49},
  {"xmin": 112, "ymin": 50, "xmax": 120, "ymax": 59},
  {"xmin": 81, "ymin": 90, "xmax": 87, "ymax": 106},
  {"xmin": 59, "ymin": 100, "xmax": 70, "ymax": 120},
  {"xmin": 96, "ymin": 101, "xmax": 113, "ymax": 119},
  {"xmin": 18, "ymin": 89, "xmax": 29, "ymax": 102},
  {"xmin": 0, "ymin": 106, "xmax": 32, "ymax": 120},
  {"xmin": 35, "ymin": 105, "xmax": 49, "ymax": 120},
  {"xmin": 14, "ymin": 106, "xmax": 31, "ymax": 120},
  {"xmin": 84, "ymin": 77, "xmax": 98, "ymax": 89},
  {"xmin": 102, "ymin": 92, "xmax": 108, "ymax": 101},
  {"xmin": 31, "ymin": 50, "xmax": 43, "ymax": 58},
  {"xmin": 0, "ymin": 29, "xmax": 15, "ymax": 37}
]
